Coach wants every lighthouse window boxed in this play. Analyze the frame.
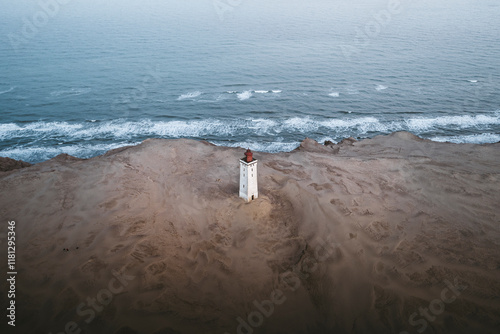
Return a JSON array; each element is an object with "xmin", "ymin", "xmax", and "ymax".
[
  {"xmin": 252, "ymin": 174, "xmax": 253, "ymax": 177},
  {"xmin": 251, "ymin": 168, "xmax": 253, "ymax": 171}
]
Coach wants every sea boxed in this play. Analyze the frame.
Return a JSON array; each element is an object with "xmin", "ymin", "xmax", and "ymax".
[{"xmin": 1, "ymin": 0, "xmax": 499, "ymax": 163}]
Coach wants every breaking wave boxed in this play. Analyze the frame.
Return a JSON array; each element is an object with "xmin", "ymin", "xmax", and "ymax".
[
  {"xmin": 431, "ymin": 133, "xmax": 500, "ymax": 144},
  {"xmin": 0, "ymin": 113, "xmax": 498, "ymax": 141},
  {"xmin": 237, "ymin": 91, "xmax": 252, "ymax": 101},
  {"xmin": 0, "ymin": 142, "xmax": 141, "ymax": 164},
  {"xmin": 1, "ymin": 112, "xmax": 498, "ymax": 162}
]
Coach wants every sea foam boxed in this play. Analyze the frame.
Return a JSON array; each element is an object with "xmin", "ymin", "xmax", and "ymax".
[
  {"xmin": 431, "ymin": 133, "xmax": 500, "ymax": 144},
  {"xmin": 211, "ymin": 140, "xmax": 300, "ymax": 153},
  {"xmin": 0, "ymin": 142, "xmax": 140, "ymax": 163},
  {"xmin": 237, "ymin": 91, "xmax": 253, "ymax": 101},
  {"xmin": 0, "ymin": 87, "xmax": 15, "ymax": 95},
  {"xmin": 2, "ymin": 112, "xmax": 499, "ymax": 163},
  {"xmin": 2, "ymin": 114, "xmax": 498, "ymax": 143},
  {"xmin": 50, "ymin": 88, "xmax": 92, "ymax": 97},
  {"xmin": 405, "ymin": 114, "xmax": 499, "ymax": 131},
  {"xmin": 177, "ymin": 91, "xmax": 202, "ymax": 100}
]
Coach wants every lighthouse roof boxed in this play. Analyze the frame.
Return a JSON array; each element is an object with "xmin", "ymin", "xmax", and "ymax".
[
  {"xmin": 240, "ymin": 157, "xmax": 256, "ymax": 163},
  {"xmin": 242, "ymin": 148, "xmax": 256, "ymax": 163}
]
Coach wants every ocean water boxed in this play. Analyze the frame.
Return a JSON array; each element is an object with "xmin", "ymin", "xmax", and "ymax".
[{"xmin": 0, "ymin": 0, "xmax": 499, "ymax": 163}]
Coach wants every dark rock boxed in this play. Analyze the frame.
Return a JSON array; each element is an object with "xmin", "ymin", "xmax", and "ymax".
[
  {"xmin": 293, "ymin": 138, "xmax": 331, "ymax": 153},
  {"xmin": 50, "ymin": 153, "xmax": 82, "ymax": 162},
  {"xmin": 0, "ymin": 157, "xmax": 31, "ymax": 172},
  {"xmin": 338, "ymin": 137, "xmax": 357, "ymax": 145}
]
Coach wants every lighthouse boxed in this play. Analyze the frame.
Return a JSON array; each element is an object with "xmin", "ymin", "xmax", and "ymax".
[{"xmin": 239, "ymin": 149, "xmax": 258, "ymax": 202}]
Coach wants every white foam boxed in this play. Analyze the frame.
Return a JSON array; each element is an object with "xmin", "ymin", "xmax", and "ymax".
[
  {"xmin": 282, "ymin": 117, "xmax": 318, "ymax": 132},
  {"xmin": 25, "ymin": 121, "xmax": 83, "ymax": 132},
  {"xmin": 248, "ymin": 119, "xmax": 279, "ymax": 135},
  {"xmin": 0, "ymin": 122, "xmax": 84, "ymax": 140},
  {"xmin": 50, "ymin": 88, "xmax": 91, "ymax": 97},
  {"xmin": 405, "ymin": 114, "xmax": 500, "ymax": 131},
  {"xmin": 237, "ymin": 91, "xmax": 253, "ymax": 101},
  {"xmin": 210, "ymin": 140, "xmax": 299, "ymax": 153},
  {"xmin": 328, "ymin": 92, "xmax": 340, "ymax": 97},
  {"xmin": 0, "ymin": 87, "xmax": 15, "ymax": 95},
  {"xmin": 2, "ymin": 114, "xmax": 499, "ymax": 160},
  {"xmin": 0, "ymin": 123, "xmax": 22, "ymax": 132},
  {"xmin": 468, "ymin": 80, "xmax": 478, "ymax": 83},
  {"xmin": 272, "ymin": 90, "xmax": 282, "ymax": 93},
  {"xmin": 226, "ymin": 91, "xmax": 237, "ymax": 94},
  {"xmin": 0, "ymin": 142, "xmax": 140, "ymax": 163},
  {"xmin": 177, "ymin": 91, "xmax": 202, "ymax": 100},
  {"xmin": 273, "ymin": 116, "xmax": 382, "ymax": 135},
  {"xmin": 149, "ymin": 119, "xmax": 233, "ymax": 137},
  {"xmin": 2, "ymin": 113, "xmax": 498, "ymax": 143},
  {"xmin": 322, "ymin": 117, "xmax": 390, "ymax": 133},
  {"xmin": 0, "ymin": 119, "xmax": 239, "ymax": 142},
  {"xmin": 376, "ymin": 85, "xmax": 388, "ymax": 91},
  {"xmin": 254, "ymin": 90, "xmax": 269, "ymax": 94},
  {"xmin": 431, "ymin": 133, "xmax": 500, "ymax": 144},
  {"xmin": 0, "ymin": 123, "xmax": 22, "ymax": 140},
  {"xmin": 215, "ymin": 94, "xmax": 227, "ymax": 101}
]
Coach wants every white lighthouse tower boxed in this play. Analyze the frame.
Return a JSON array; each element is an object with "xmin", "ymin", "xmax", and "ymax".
[{"xmin": 239, "ymin": 149, "xmax": 258, "ymax": 202}]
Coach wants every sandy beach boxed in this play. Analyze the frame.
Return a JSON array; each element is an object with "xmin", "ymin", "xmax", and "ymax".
[{"xmin": 1, "ymin": 132, "xmax": 499, "ymax": 334}]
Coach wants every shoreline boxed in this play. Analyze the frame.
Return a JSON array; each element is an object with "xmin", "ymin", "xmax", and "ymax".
[{"xmin": 1, "ymin": 130, "xmax": 499, "ymax": 170}]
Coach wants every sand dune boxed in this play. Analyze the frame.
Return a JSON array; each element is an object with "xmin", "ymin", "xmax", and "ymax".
[{"xmin": 1, "ymin": 132, "xmax": 499, "ymax": 334}]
